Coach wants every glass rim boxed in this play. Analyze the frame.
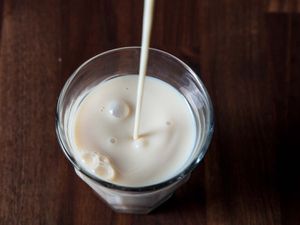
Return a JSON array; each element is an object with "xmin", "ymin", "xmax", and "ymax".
[{"xmin": 56, "ymin": 46, "xmax": 214, "ymax": 192}]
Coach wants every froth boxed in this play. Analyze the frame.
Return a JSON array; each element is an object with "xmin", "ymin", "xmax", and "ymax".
[{"xmin": 80, "ymin": 151, "xmax": 116, "ymax": 181}]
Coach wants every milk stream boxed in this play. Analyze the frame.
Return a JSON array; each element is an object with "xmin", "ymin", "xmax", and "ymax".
[{"xmin": 133, "ymin": 0, "xmax": 155, "ymax": 140}]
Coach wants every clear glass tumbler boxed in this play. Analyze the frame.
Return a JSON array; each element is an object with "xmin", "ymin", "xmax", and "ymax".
[{"xmin": 56, "ymin": 47, "xmax": 214, "ymax": 214}]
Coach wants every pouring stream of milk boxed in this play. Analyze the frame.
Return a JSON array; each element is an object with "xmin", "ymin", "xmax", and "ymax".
[{"xmin": 133, "ymin": 0, "xmax": 155, "ymax": 140}]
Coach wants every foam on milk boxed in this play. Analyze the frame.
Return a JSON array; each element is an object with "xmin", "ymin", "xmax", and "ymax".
[{"xmin": 69, "ymin": 75, "xmax": 197, "ymax": 187}]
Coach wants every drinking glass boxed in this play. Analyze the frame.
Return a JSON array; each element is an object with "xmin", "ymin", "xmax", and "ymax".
[{"xmin": 56, "ymin": 47, "xmax": 214, "ymax": 214}]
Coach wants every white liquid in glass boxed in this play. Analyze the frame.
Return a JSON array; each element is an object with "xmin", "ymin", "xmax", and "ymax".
[{"xmin": 69, "ymin": 75, "xmax": 196, "ymax": 187}]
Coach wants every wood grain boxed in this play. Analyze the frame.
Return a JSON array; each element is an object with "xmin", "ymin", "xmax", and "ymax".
[{"xmin": 0, "ymin": 0, "xmax": 299, "ymax": 224}]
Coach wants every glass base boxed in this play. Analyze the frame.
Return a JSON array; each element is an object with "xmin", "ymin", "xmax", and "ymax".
[
  {"xmin": 75, "ymin": 169, "xmax": 190, "ymax": 214},
  {"xmin": 109, "ymin": 193, "xmax": 173, "ymax": 214}
]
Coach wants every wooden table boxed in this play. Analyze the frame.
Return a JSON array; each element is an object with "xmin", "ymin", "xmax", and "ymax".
[{"xmin": 1, "ymin": 0, "xmax": 299, "ymax": 224}]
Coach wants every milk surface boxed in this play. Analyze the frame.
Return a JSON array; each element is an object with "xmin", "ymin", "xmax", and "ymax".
[{"xmin": 69, "ymin": 75, "xmax": 196, "ymax": 187}]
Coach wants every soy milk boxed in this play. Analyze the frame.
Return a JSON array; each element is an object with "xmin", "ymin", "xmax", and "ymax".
[{"xmin": 69, "ymin": 75, "xmax": 196, "ymax": 187}]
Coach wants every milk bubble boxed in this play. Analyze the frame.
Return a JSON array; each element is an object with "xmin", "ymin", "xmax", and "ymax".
[
  {"xmin": 80, "ymin": 151, "xmax": 115, "ymax": 180},
  {"xmin": 108, "ymin": 100, "xmax": 130, "ymax": 119},
  {"xmin": 81, "ymin": 152, "xmax": 99, "ymax": 168},
  {"xmin": 95, "ymin": 155, "xmax": 115, "ymax": 180},
  {"xmin": 109, "ymin": 137, "xmax": 117, "ymax": 144}
]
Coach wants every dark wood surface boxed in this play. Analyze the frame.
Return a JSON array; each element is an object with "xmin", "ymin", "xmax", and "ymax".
[{"xmin": 1, "ymin": 0, "xmax": 299, "ymax": 224}]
